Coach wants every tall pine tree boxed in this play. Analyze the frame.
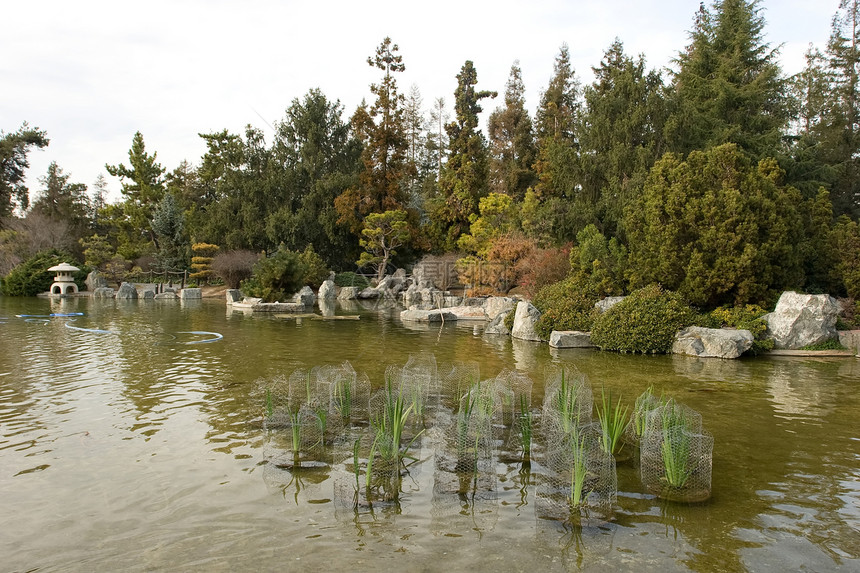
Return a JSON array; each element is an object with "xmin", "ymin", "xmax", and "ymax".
[
  {"xmin": 488, "ymin": 61, "xmax": 537, "ymax": 200},
  {"xmin": 433, "ymin": 60, "xmax": 496, "ymax": 249},
  {"xmin": 668, "ymin": 0, "xmax": 788, "ymax": 161}
]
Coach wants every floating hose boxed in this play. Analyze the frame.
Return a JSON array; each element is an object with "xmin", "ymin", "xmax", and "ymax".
[
  {"xmin": 177, "ymin": 331, "xmax": 224, "ymax": 344},
  {"xmin": 64, "ymin": 323, "xmax": 116, "ymax": 335}
]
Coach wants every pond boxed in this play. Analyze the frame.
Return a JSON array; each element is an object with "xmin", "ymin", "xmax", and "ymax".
[{"xmin": 0, "ymin": 295, "xmax": 858, "ymax": 572}]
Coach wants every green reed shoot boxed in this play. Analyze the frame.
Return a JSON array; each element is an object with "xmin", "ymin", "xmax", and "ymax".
[
  {"xmin": 632, "ymin": 385, "xmax": 659, "ymax": 439},
  {"xmin": 289, "ymin": 406, "xmax": 302, "ymax": 455},
  {"xmin": 597, "ymin": 388, "xmax": 629, "ymax": 456},
  {"xmin": 660, "ymin": 399, "xmax": 692, "ymax": 487},
  {"xmin": 334, "ymin": 375, "xmax": 352, "ymax": 421},
  {"xmin": 553, "ymin": 368, "xmax": 582, "ymax": 434},
  {"xmin": 313, "ymin": 406, "xmax": 328, "ymax": 448},
  {"xmin": 518, "ymin": 394, "xmax": 532, "ymax": 462},
  {"xmin": 569, "ymin": 429, "xmax": 589, "ymax": 507},
  {"xmin": 353, "ymin": 439, "xmax": 361, "ymax": 491}
]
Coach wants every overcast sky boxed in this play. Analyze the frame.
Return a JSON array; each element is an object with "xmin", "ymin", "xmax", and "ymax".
[{"xmin": 2, "ymin": 0, "xmax": 834, "ymax": 204}]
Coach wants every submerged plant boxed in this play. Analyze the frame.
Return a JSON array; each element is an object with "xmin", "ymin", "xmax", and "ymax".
[{"xmin": 597, "ymin": 388, "xmax": 629, "ymax": 456}]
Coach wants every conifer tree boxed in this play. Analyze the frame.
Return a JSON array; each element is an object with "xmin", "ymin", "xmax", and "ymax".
[
  {"xmin": 488, "ymin": 61, "xmax": 537, "ymax": 200},
  {"xmin": 435, "ymin": 60, "xmax": 496, "ymax": 249},
  {"xmin": 668, "ymin": 0, "xmax": 788, "ymax": 161},
  {"xmin": 579, "ymin": 39, "xmax": 667, "ymax": 237},
  {"xmin": 534, "ymin": 44, "xmax": 581, "ymax": 200},
  {"xmin": 105, "ymin": 131, "xmax": 166, "ymax": 245},
  {"xmin": 821, "ymin": 0, "xmax": 860, "ymax": 216},
  {"xmin": 336, "ymin": 37, "xmax": 412, "ymax": 234}
]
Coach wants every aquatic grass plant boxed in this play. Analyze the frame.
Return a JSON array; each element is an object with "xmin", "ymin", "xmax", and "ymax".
[
  {"xmin": 333, "ymin": 374, "xmax": 353, "ymax": 421},
  {"xmin": 363, "ymin": 378, "xmax": 424, "ymax": 502},
  {"xmin": 517, "ymin": 394, "xmax": 533, "ymax": 462},
  {"xmin": 568, "ymin": 428, "xmax": 589, "ymax": 507},
  {"xmin": 597, "ymin": 388, "xmax": 629, "ymax": 456},
  {"xmin": 661, "ymin": 426, "xmax": 692, "ymax": 488},
  {"xmin": 551, "ymin": 368, "xmax": 585, "ymax": 434},
  {"xmin": 631, "ymin": 386, "xmax": 658, "ymax": 440},
  {"xmin": 658, "ymin": 399, "xmax": 692, "ymax": 488}
]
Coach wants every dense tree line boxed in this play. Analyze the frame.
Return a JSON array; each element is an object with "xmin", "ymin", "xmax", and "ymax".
[{"xmin": 2, "ymin": 0, "xmax": 860, "ymax": 306}]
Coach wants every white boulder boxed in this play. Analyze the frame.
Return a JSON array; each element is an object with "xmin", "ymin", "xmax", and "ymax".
[
  {"xmin": 672, "ymin": 327, "xmax": 754, "ymax": 359},
  {"xmin": 764, "ymin": 292, "xmax": 839, "ymax": 349}
]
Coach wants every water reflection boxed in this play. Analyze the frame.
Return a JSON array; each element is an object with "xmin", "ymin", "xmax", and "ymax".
[{"xmin": 1, "ymin": 295, "xmax": 858, "ymax": 572}]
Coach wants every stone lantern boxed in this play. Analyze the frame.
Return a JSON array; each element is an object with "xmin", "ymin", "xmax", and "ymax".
[{"xmin": 47, "ymin": 262, "xmax": 80, "ymax": 295}]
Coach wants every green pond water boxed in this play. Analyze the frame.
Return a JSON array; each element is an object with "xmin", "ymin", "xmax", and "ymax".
[{"xmin": 0, "ymin": 295, "xmax": 858, "ymax": 572}]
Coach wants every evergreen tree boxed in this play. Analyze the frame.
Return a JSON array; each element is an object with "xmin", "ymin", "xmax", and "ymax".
[
  {"xmin": 534, "ymin": 43, "xmax": 581, "ymax": 200},
  {"xmin": 668, "ymin": 0, "xmax": 788, "ymax": 161},
  {"xmin": 427, "ymin": 97, "xmax": 450, "ymax": 183},
  {"xmin": 434, "ymin": 60, "xmax": 496, "ymax": 250},
  {"xmin": 821, "ymin": 0, "xmax": 860, "ymax": 216},
  {"xmin": 488, "ymin": 61, "xmax": 537, "ymax": 200},
  {"xmin": 783, "ymin": 47, "xmax": 837, "ymax": 197},
  {"xmin": 105, "ymin": 131, "xmax": 166, "ymax": 246},
  {"xmin": 625, "ymin": 144, "xmax": 805, "ymax": 308},
  {"xmin": 336, "ymin": 37, "xmax": 412, "ymax": 234},
  {"xmin": 0, "ymin": 123, "xmax": 49, "ymax": 220},
  {"xmin": 271, "ymin": 88, "xmax": 361, "ymax": 267},
  {"xmin": 150, "ymin": 192, "xmax": 186, "ymax": 270},
  {"xmin": 30, "ymin": 162, "xmax": 90, "ymax": 242},
  {"xmin": 579, "ymin": 39, "xmax": 667, "ymax": 237}
]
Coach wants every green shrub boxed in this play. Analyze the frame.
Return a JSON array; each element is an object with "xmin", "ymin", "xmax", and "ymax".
[
  {"xmin": 241, "ymin": 244, "xmax": 330, "ymax": 302},
  {"xmin": 532, "ymin": 276, "xmax": 600, "ymax": 339},
  {"xmin": 1, "ymin": 250, "xmax": 88, "ymax": 296},
  {"xmin": 591, "ymin": 284, "xmax": 695, "ymax": 353},
  {"xmin": 334, "ymin": 272, "xmax": 370, "ymax": 290},
  {"xmin": 297, "ymin": 245, "xmax": 330, "ymax": 290}
]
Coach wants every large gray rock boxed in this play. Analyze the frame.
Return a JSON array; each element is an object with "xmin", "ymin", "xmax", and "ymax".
[
  {"xmin": 318, "ymin": 280, "xmax": 336, "ymax": 300},
  {"xmin": 549, "ymin": 331, "xmax": 594, "ymax": 348},
  {"xmin": 672, "ymin": 327, "xmax": 754, "ymax": 359},
  {"xmin": 225, "ymin": 289, "xmax": 242, "ymax": 304},
  {"xmin": 402, "ymin": 284, "xmax": 420, "ymax": 307},
  {"xmin": 142, "ymin": 289, "xmax": 156, "ymax": 300},
  {"xmin": 294, "ymin": 286, "xmax": 316, "ymax": 305},
  {"xmin": 765, "ymin": 292, "xmax": 840, "ymax": 349},
  {"xmin": 511, "ymin": 301, "xmax": 543, "ymax": 342},
  {"xmin": 116, "ymin": 282, "xmax": 138, "ymax": 300},
  {"xmin": 85, "ymin": 271, "xmax": 108, "ymax": 291},
  {"xmin": 92, "ymin": 287, "xmax": 115, "ymax": 299},
  {"xmin": 338, "ymin": 286, "xmax": 360, "ymax": 300},
  {"xmin": 180, "ymin": 288, "xmax": 202, "ymax": 300},
  {"xmin": 154, "ymin": 291, "xmax": 179, "ymax": 300},
  {"xmin": 484, "ymin": 311, "xmax": 511, "ymax": 335},
  {"xmin": 358, "ymin": 287, "xmax": 382, "ymax": 300},
  {"xmin": 595, "ymin": 296, "xmax": 626, "ymax": 313},
  {"xmin": 400, "ymin": 308, "xmax": 457, "ymax": 322},
  {"xmin": 442, "ymin": 305, "xmax": 487, "ymax": 320},
  {"xmin": 485, "ymin": 296, "xmax": 516, "ymax": 321}
]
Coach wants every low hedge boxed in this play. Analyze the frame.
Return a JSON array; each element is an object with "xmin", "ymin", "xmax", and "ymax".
[{"xmin": 591, "ymin": 284, "xmax": 695, "ymax": 353}]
